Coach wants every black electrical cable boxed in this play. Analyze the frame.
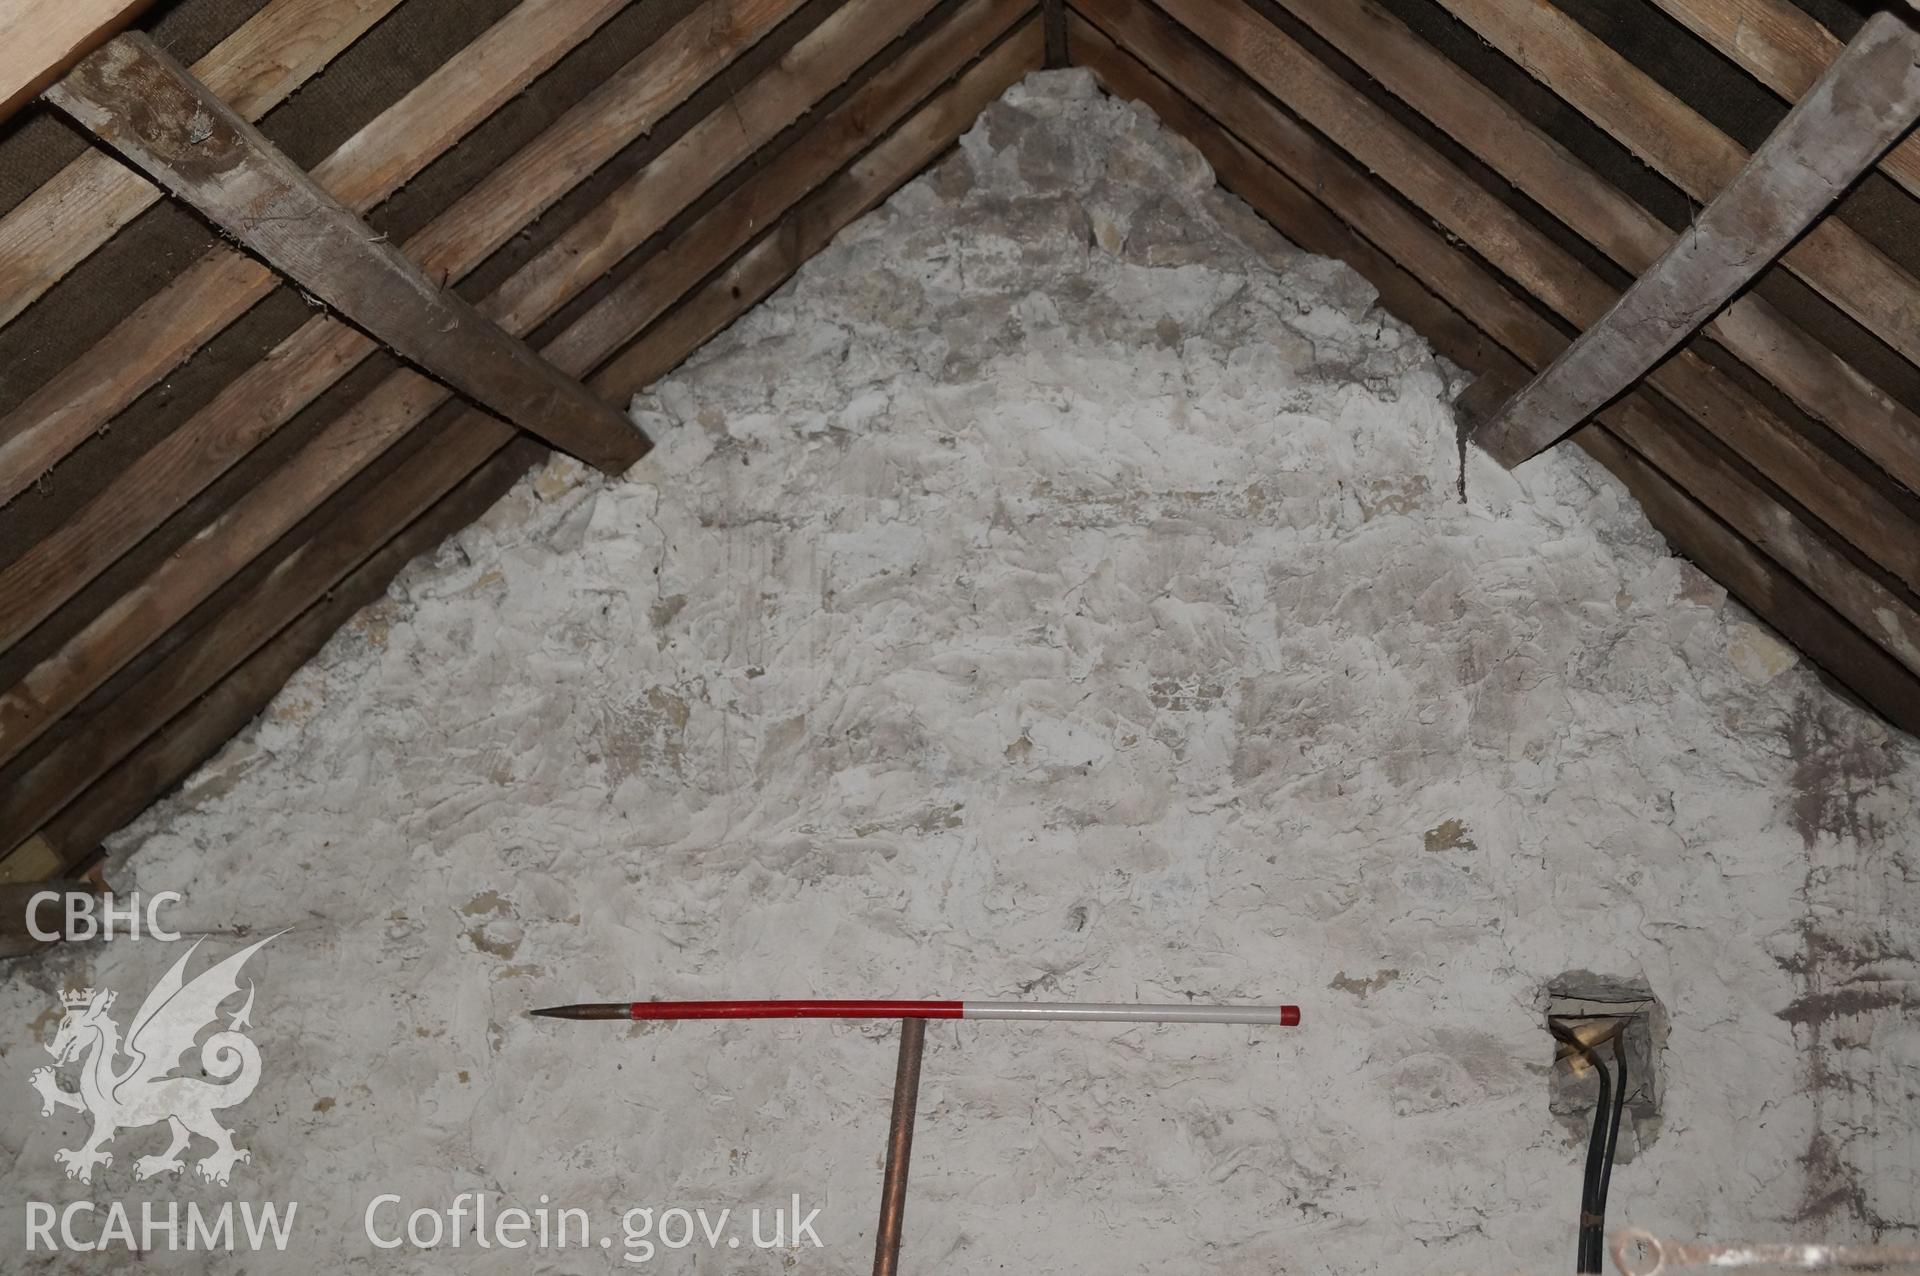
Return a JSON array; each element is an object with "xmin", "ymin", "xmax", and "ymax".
[
  {"xmin": 1551, "ymin": 1022, "xmax": 1629, "ymax": 1274},
  {"xmin": 1578, "ymin": 1049, "xmax": 1611, "ymax": 1272},
  {"xmin": 1594, "ymin": 1033, "xmax": 1629, "ymax": 1249}
]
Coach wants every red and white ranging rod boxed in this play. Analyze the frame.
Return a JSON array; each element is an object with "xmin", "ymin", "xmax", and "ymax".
[{"xmin": 532, "ymin": 998, "xmax": 1301, "ymax": 1025}]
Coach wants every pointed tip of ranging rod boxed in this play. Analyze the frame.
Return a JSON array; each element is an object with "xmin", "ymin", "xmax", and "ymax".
[{"xmin": 531, "ymin": 1003, "xmax": 629, "ymax": 1020}]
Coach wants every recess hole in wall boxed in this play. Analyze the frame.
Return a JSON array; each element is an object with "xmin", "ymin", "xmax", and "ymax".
[{"xmin": 1542, "ymin": 972, "xmax": 1666, "ymax": 1163}]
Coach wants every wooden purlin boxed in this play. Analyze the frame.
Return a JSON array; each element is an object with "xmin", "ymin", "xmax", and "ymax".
[
  {"xmin": 0, "ymin": 0, "xmax": 406, "ymax": 331},
  {"xmin": 1468, "ymin": 8, "xmax": 1920, "ymax": 468},
  {"xmin": 0, "ymin": 0, "xmax": 818, "ymax": 655},
  {"xmin": 1271, "ymin": 0, "xmax": 1920, "ymax": 504},
  {"xmin": 1128, "ymin": 0, "xmax": 1920, "ymax": 672},
  {"xmin": 0, "ymin": 8, "xmax": 1046, "ymax": 872},
  {"xmin": 1649, "ymin": 0, "xmax": 1920, "ymax": 204},
  {"xmin": 10, "ymin": 0, "xmax": 1915, "ymax": 873},
  {"xmin": 22, "ymin": 437, "xmax": 550, "ymax": 876},
  {"xmin": 1429, "ymin": 0, "xmax": 1920, "ymax": 374},
  {"xmin": 49, "ymin": 33, "xmax": 648, "ymax": 475},
  {"xmin": 1067, "ymin": 0, "xmax": 1920, "ymax": 732},
  {"xmin": 545, "ymin": 0, "xmax": 1040, "ymax": 381},
  {"xmin": 0, "ymin": 0, "xmax": 774, "ymax": 510},
  {"xmin": 0, "ymin": 0, "xmax": 1015, "ymax": 832},
  {"xmin": 468, "ymin": 0, "xmax": 982, "ymax": 345},
  {"xmin": 599, "ymin": 9, "xmax": 1040, "ymax": 394}
]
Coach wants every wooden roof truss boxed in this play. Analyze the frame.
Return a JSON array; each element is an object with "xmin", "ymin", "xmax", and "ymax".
[{"xmin": 1, "ymin": 0, "xmax": 1917, "ymax": 891}]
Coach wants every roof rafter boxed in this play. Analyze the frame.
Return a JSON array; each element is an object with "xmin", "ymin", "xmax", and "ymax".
[
  {"xmin": 0, "ymin": 0, "xmax": 777, "ymax": 508},
  {"xmin": 0, "ymin": 0, "xmax": 405, "ymax": 330},
  {"xmin": 0, "ymin": 2, "xmax": 1045, "ymax": 872},
  {"xmin": 49, "ymin": 32, "xmax": 649, "ymax": 475}
]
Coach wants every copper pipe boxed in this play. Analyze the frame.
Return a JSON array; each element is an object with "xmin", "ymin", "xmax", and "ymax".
[
  {"xmin": 873, "ymin": 1017, "xmax": 926, "ymax": 1276},
  {"xmin": 1612, "ymin": 1230, "xmax": 1920, "ymax": 1274}
]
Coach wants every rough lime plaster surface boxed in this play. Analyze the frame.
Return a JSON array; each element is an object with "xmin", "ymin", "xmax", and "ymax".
[{"xmin": 3, "ymin": 71, "xmax": 1916, "ymax": 1271}]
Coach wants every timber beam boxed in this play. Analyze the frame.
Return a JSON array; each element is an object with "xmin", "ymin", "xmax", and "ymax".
[
  {"xmin": 46, "ymin": 33, "xmax": 648, "ymax": 477},
  {"xmin": 1431, "ymin": 0, "xmax": 1920, "ymax": 375},
  {"xmin": 1468, "ymin": 8, "xmax": 1920, "ymax": 467},
  {"xmin": 1072, "ymin": 0, "xmax": 1920, "ymax": 730},
  {"xmin": 1274, "ymin": 0, "xmax": 1920, "ymax": 506},
  {"xmin": 0, "ymin": 12, "xmax": 1045, "ymax": 871}
]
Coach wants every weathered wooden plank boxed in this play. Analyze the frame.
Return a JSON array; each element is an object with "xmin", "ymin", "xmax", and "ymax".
[
  {"xmin": 1093, "ymin": 0, "xmax": 1920, "ymax": 678},
  {"xmin": 1276, "ymin": 0, "xmax": 1920, "ymax": 503},
  {"xmin": 0, "ymin": 0, "xmax": 775, "ymax": 507},
  {"xmin": 6, "ymin": 438, "xmax": 545, "ymax": 878},
  {"xmin": 0, "ymin": 0, "xmax": 936, "ymax": 654},
  {"xmin": 1574, "ymin": 425, "xmax": 1920, "ymax": 740},
  {"xmin": 0, "ymin": 834, "xmax": 61, "ymax": 886},
  {"xmin": 46, "ymin": 34, "xmax": 644, "ymax": 475},
  {"xmin": 483, "ymin": 0, "xmax": 977, "ymax": 336},
  {"xmin": 0, "ymin": 0, "xmax": 403, "ymax": 331},
  {"xmin": 0, "ymin": 0, "xmax": 153, "ymax": 121},
  {"xmin": 399, "ymin": 0, "xmax": 812, "ymax": 286},
  {"xmin": 0, "ymin": 257, "xmax": 250, "ymax": 507},
  {"xmin": 1147, "ymin": 0, "xmax": 1618, "ymax": 319},
  {"xmin": 0, "ymin": 24, "xmax": 1043, "ymax": 871},
  {"xmin": 0, "ymin": 0, "xmax": 977, "ymax": 737},
  {"xmin": 1130, "ymin": 0, "xmax": 1920, "ymax": 593},
  {"xmin": 1651, "ymin": 0, "xmax": 1920, "ymax": 204},
  {"xmin": 0, "ymin": 417, "xmax": 524, "ymax": 858},
  {"xmin": 1471, "ymin": 9, "xmax": 1920, "ymax": 466},
  {"xmin": 598, "ymin": 18, "xmax": 1047, "ymax": 393},
  {"xmin": 312, "ymin": 0, "xmax": 632, "ymax": 214},
  {"xmin": 1430, "ymin": 0, "xmax": 1920, "ymax": 373},
  {"xmin": 555, "ymin": 8, "xmax": 1042, "ymax": 378},
  {"xmin": 0, "ymin": 9, "xmax": 1038, "ymax": 775},
  {"xmin": 1077, "ymin": 3, "xmax": 1554, "ymax": 377},
  {"xmin": 1070, "ymin": 10, "xmax": 1920, "ymax": 736},
  {"xmin": 1136, "ymin": 0, "xmax": 1920, "ymax": 603}
]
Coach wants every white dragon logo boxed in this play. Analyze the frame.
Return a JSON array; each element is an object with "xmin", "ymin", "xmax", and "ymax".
[{"xmin": 29, "ymin": 933, "xmax": 279, "ymax": 1185}]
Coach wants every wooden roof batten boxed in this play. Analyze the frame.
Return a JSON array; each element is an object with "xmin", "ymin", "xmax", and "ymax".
[
  {"xmin": 1269, "ymin": 0, "xmax": 1920, "ymax": 514},
  {"xmin": 0, "ymin": 0, "xmax": 808, "ymax": 649},
  {"xmin": 1070, "ymin": 0, "xmax": 1920, "ymax": 731},
  {"xmin": 50, "ymin": 33, "xmax": 651, "ymax": 474},
  {"xmin": 1462, "ymin": 7, "xmax": 1920, "ymax": 467},
  {"xmin": 2, "ymin": 0, "xmax": 1919, "ymax": 892},
  {"xmin": 0, "ymin": 0, "xmax": 1043, "ymax": 887},
  {"xmin": 0, "ymin": 0, "xmax": 158, "ymax": 122}
]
